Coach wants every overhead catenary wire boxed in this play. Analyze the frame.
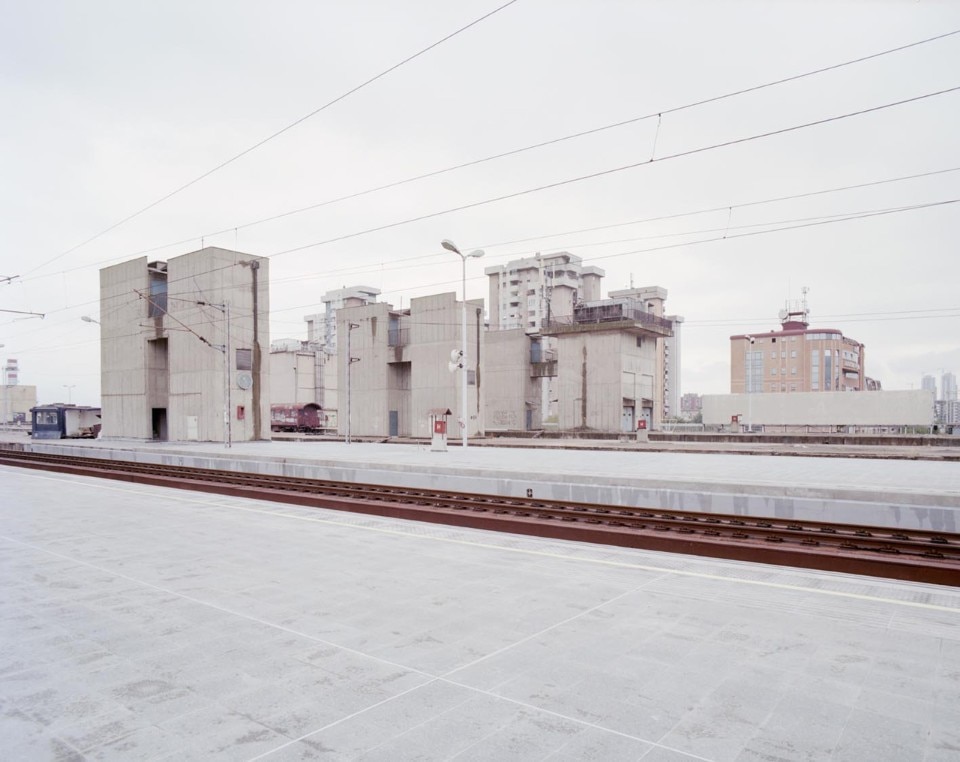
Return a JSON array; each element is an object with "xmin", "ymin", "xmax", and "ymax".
[
  {"xmin": 24, "ymin": 0, "xmax": 522, "ymax": 277},
  {"xmin": 33, "ymin": 27, "xmax": 960, "ymax": 280},
  {"xmin": 259, "ymin": 199, "xmax": 959, "ymax": 289},
  {"xmin": 5, "ymin": 180, "xmax": 958, "ymax": 341},
  {"xmin": 10, "ymin": 25, "xmax": 957, "ymax": 398},
  {"xmin": 14, "ymin": 298, "xmax": 960, "ymax": 361},
  {"xmin": 10, "ymin": 84, "xmax": 960, "ymax": 328},
  {"xmin": 475, "ymin": 166, "xmax": 960, "ymax": 250},
  {"xmin": 685, "ymin": 306, "xmax": 960, "ymax": 326},
  {"xmin": 159, "ymin": 198, "xmax": 960, "ymax": 331},
  {"xmin": 263, "ymin": 86, "xmax": 960, "ymax": 260},
  {"xmin": 146, "ymin": 195, "xmax": 959, "ymax": 309}
]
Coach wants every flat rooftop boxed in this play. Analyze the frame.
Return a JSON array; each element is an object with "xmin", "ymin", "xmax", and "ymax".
[{"xmin": 2, "ymin": 445, "xmax": 959, "ymax": 760}]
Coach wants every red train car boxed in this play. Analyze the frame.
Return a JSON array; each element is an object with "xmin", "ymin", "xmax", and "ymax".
[{"xmin": 270, "ymin": 403, "xmax": 322, "ymax": 433}]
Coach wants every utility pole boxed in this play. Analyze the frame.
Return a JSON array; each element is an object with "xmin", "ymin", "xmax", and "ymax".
[
  {"xmin": 745, "ymin": 335, "xmax": 755, "ymax": 433},
  {"xmin": 199, "ymin": 300, "xmax": 231, "ymax": 448},
  {"xmin": 240, "ymin": 260, "xmax": 262, "ymax": 439},
  {"xmin": 346, "ymin": 322, "xmax": 360, "ymax": 444},
  {"xmin": 441, "ymin": 239, "xmax": 484, "ymax": 448}
]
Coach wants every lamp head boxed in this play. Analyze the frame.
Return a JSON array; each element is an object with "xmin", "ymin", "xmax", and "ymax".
[
  {"xmin": 467, "ymin": 249, "xmax": 485, "ymax": 259},
  {"xmin": 440, "ymin": 239, "xmax": 461, "ymax": 255}
]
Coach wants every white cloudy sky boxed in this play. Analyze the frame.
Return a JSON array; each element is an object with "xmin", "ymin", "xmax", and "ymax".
[{"xmin": 2, "ymin": 0, "xmax": 959, "ymax": 406}]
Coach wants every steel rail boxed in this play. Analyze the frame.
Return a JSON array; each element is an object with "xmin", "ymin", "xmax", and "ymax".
[{"xmin": 1, "ymin": 448, "xmax": 957, "ymax": 586}]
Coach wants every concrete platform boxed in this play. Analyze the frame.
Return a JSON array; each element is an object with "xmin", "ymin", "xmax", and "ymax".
[
  {"xmin": 2, "ymin": 458, "xmax": 959, "ymax": 761},
  {"xmin": 12, "ymin": 436, "xmax": 960, "ymax": 532}
]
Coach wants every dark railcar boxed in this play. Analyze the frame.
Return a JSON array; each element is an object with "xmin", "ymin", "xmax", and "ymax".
[
  {"xmin": 30, "ymin": 405, "xmax": 102, "ymax": 439},
  {"xmin": 271, "ymin": 403, "xmax": 323, "ymax": 433}
]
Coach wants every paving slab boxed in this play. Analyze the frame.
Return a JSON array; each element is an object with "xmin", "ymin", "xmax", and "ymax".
[{"xmin": 1, "ymin": 462, "xmax": 959, "ymax": 761}]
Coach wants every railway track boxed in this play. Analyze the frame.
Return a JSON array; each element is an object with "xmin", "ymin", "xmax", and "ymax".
[{"xmin": 2, "ymin": 447, "xmax": 958, "ymax": 586}]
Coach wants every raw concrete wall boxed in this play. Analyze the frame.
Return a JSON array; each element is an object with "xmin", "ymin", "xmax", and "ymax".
[
  {"xmin": 409, "ymin": 293, "xmax": 484, "ymax": 439},
  {"xmin": 703, "ymin": 389, "xmax": 935, "ymax": 426},
  {"xmin": 100, "ymin": 257, "xmax": 152, "ymax": 439},
  {"xmin": 1, "ymin": 385, "xmax": 38, "ymax": 423},
  {"xmin": 336, "ymin": 302, "xmax": 393, "ymax": 437},
  {"xmin": 99, "ymin": 248, "xmax": 270, "ymax": 442},
  {"xmin": 166, "ymin": 248, "xmax": 270, "ymax": 443},
  {"xmin": 554, "ymin": 330, "xmax": 660, "ymax": 433},
  {"xmin": 484, "ymin": 329, "xmax": 536, "ymax": 432}
]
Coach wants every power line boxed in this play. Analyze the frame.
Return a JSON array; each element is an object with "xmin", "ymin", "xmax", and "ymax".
[
  {"xmin": 24, "ymin": 0, "xmax": 522, "ymax": 277},
  {"xmin": 260, "ymin": 200, "xmax": 951, "ymax": 288},
  {"xmin": 581, "ymin": 199, "xmax": 958, "ymax": 267},
  {"xmin": 39, "ymin": 28, "xmax": 960, "ymax": 277},
  {"xmin": 14, "ymin": 158, "xmax": 960, "ymax": 349},
  {"xmin": 6, "ymin": 188, "xmax": 955, "ymax": 340},
  {"xmin": 26, "ymin": 162, "xmax": 958, "ymax": 291},
  {"xmin": 257, "ymin": 198, "xmax": 958, "ymax": 318},
  {"xmin": 686, "ymin": 306, "xmax": 960, "ymax": 326},
  {"xmin": 13, "ymin": 299, "xmax": 960, "ymax": 361},
  {"xmin": 265, "ymin": 86, "xmax": 960, "ymax": 259},
  {"xmin": 476, "ymin": 166, "xmax": 960, "ymax": 250}
]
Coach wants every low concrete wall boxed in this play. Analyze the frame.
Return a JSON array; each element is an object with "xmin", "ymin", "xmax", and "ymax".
[
  {"xmin": 8, "ymin": 440, "xmax": 959, "ymax": 532},
  {"xmin": 651, "ymin": 432, "xmax": 960, "ymax": 447},
  {"xmin": 704, "ymin": 390, "xmax": 935, "ymax": 427}
]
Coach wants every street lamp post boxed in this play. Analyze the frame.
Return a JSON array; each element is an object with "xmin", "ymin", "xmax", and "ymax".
[
  {"xmin": 441, "ymin": 239, "xmax": 484, "ymax": 449},
  {"xmin": 0, "ymin": 344, "xmax": 5, "ymax": 426},
  {"xmin": 346, "ymin": 322, "xmax": 360, "ymax": 444},
  {"xmin": 63, "ymin": 385, "xmax": 76, "ymax": 404},
  {"xmin": 745, "ymin": 335, "xmax": 756, "ymax": 432}
]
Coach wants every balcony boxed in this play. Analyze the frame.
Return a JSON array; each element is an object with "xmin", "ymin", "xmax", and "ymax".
[
  {"xmin": 542, "ymin": 302, "xmax": 674, "ymax": 338},
  {"xmin": 530, "ymin": 361, "xmax": 558, "ymax": 378},
  {"xmin": 388, "ymin": 327, "xmax": 409, "ymax": 347}
]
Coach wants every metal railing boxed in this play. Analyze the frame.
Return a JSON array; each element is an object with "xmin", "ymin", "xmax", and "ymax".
[{"xmin": 544, "ymin": 304, "xmax": 674, "ymax": 335}]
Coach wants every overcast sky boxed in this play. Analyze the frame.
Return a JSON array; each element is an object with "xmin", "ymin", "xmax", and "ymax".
[{"xmin": 2, "ymin": 0, "xmax": 959, "ymax": 406}]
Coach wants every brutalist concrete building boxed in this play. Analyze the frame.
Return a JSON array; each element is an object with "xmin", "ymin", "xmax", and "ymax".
[
  {"xmin": 336, "ymin": 292, "xmax": 484, "ymax": 439},
  {"xmin": 98, "ymin": 246, "xmax": 269, "ymax": 442}
]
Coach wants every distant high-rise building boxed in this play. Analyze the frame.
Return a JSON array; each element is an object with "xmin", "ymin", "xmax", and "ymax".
[
  {"xmin": 486, "ymin": 252, "xmax": 678, "ymax": 426},
  {"xmin": 485, "ymin": 251, "xmax": 604, "ymax": 332},
  {"xmin": 921, "ymin": 374, "xmax": 937, "ymax": 398},
  {"xmin": 305, "ymin": 286, "xmax": 380, "ymax": 354},
  {"xmin": 941, "ymin": 371, "xmax": 957, "ymax": 402}
]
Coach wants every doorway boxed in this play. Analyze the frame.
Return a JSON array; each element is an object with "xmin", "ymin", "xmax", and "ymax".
[{"xmin": 151, "ymin": 408, "xmax": 168, "ymax": 441}]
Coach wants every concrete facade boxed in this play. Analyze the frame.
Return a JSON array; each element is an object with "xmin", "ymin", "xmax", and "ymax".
[
  {"xmin": 1, "ymin": 384, "xmax": 37, "ymax": 424},
  {"xmin": 703, "ymin": 389, "xmax": 936, "ymax": 427},
  {"xmin": 543, "ymin": 290, "xmax": 674, "ymax": 432},
  {"xmin": 304, "ymin": 285, "xmax": 380, "ymax": 354},
  {"xmin": 484, "ymin": 251, "xmax": 604, "ymax": 332},
  {"xmin": 337, "ymin": 293, "xmax": 484, "ymax": 439},
  {"xmin": 608, "ymin": 287, "xmax": 678, "ymax": 423},
  {"xmin": 485, "ymin": 253, "xmax": 607, "ymax": 428},
  {"xmin": 268, "ymin": 345, "xmax": 337, "ymax": 412},
  {"xmin": 551, "ymin": 329, "xmax": 662, "ymax": 432},
  {"xmin": 484, "ymin": 329, "xmax": 541, "ymax": 432},
  {"xmin": 99, "ymin": 247, "xmax": 269, "ymax": 442}
]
